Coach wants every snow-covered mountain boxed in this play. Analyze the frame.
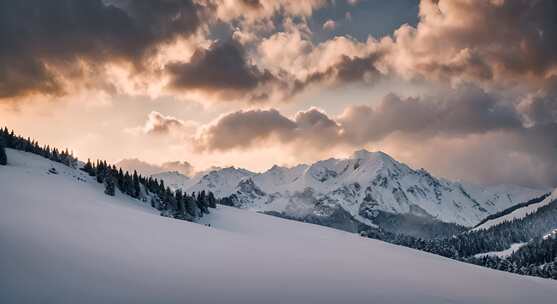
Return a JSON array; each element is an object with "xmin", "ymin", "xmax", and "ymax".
[
  {"xmin": 2, "ymin": 148, "xmax": 557, "ymax": 304},
  {"xmin": 161, "ymin": 150, "xmax": 544, "ymax": 228}
]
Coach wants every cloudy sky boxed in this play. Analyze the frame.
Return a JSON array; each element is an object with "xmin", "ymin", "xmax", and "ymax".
[{"xmin": 1, "ymin": 0, "xmax": 556, "ymax": 188}]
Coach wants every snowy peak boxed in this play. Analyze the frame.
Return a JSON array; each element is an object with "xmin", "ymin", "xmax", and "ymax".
[
  {"xmin": 297, "ymin": 150, "xmax": 410, "ymax": 189},
  {"xmin": 351, "ymin": 150, "xmax": 410, "ymax": 172},
  {"xmin": 188, "ymin": 167, "xmax": 255, "ymax": 197},
  {"xmin": 152, "ymin": 149, "xmax": 545, "ymax": 227},
  {"xmin": 305, "ymin": 159, "xmax": 344, "ymax": 183}
]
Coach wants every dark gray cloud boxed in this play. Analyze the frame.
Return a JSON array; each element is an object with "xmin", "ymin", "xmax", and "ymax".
[
  {"xmin": 166, "ymin": 40, "xmax": 279, "ymax": 102},
  {"xmin": 305, "ymin": 53, "xmax": 384, "ymax": 87},
  {"xmin": 338, "ymin": 86, "xmax": 522, "ymax": 144},
  {"xmin": 195, "ymin": 109, "xmax": 296, "ymax": 150},
  {"xmin": 194, "ymin": 107, "xmax": 346, "ymax": 151},
  {"xmin": 0, "ymin": 0, "xmax": 200, "ymax": 100},
  {"xmin": 195, "ymin": 86, "xmax": 522, "ymax": 150},
  {"xmin": 0, "ymin": 0, "xmax": 331, "ymax": 103}
]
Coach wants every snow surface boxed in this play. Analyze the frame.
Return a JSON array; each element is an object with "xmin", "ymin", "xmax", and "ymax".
[
  {"xmin": 161, "ymin": 150, "xmax": 544, "ymax": 227},
  {"xmin": 473, "ymin": 188, "xmax": 557, "ymax": 231},
  {"xmin": 2, "ymin": 149, "xmax": 557, "ymax": 304},
  {"xmin": 474, "ymin": 243, "xmax": 528, "ymax": 259}
]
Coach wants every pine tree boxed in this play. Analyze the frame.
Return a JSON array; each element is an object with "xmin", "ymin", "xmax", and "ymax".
[
  {"xmin": 104, "ymin": 173, "xmax": 116, "ymax": 196},
  {"xmin": 0, "ymin": 141, "xmax": 7, "ymax": 166},
  {"xmin": 175, "ymin": 190, "xmax": 184, "ymax": 212},
  {"xmin": 196, "ymin": 191, "xmax": 209, "ymax": 214},
  {"xmin": 132, "ymin": 170, "xmax": 141, "ymax": 198},
  {"xmin": 83, "ymin": 159, "xmax": 94, "ymax": 175},
  {"xmin": 117, "ymin": 168, "xmax": 124, "ymax": 191},
  {"xmin": 96, "ymin": 160, "xmax": 105, "ymax": 183},
  {"xmin": 185, "ymin": 195, "xmax": 198, "ymax": 218},
  {"xmin": 207, "ymin": 192, "xmax": 217, "ymax": 208}
]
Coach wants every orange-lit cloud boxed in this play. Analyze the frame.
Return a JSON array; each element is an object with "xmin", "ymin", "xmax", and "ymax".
[
  {"xmin": 4, "ymin": 0, "xmax": 557, "ymax": 105},
  {"xmin": 193, "ymin": 86, "xmax": 521, "ymax": 151}
]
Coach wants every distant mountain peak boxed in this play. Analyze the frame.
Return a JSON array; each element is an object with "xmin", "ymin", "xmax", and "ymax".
[{"xmin": 154, "ymin": 150, "xmax": 546, "ymax": 227}]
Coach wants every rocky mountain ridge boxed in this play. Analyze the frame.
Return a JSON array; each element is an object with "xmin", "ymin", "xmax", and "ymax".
[{"xmin": 155, "ymin": 150, "xmax": 545, "ymax": 228}]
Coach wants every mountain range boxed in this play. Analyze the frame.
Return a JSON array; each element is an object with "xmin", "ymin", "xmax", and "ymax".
[{"xmin": 152, "ymin": 149, "xmax": 545, "ymax": 233}]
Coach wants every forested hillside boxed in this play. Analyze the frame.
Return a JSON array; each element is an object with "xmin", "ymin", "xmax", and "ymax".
[
  {"xmin": 0, "ymin": 127, "xmax": 219, "ymax": 221},
  {"xmin": 362, "ymin": 191, "xmax": 557, "ymax": 279}
]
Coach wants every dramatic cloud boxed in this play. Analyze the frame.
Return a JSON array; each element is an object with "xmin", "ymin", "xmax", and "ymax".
[
  {"xmin": 194, "ymin": 109, "xmax": 296, "ymax": 150},
  {"xmin": 383, "ymin": 0, "xmax": 557, "ymax": 87},
  {"xmin": 251, "ymin": 0, "xmax": 557, "ymax": 100},
  {"xmin": 195, "ymin": 86, "xmax": 522, "ymax": 150},
  {"xmin": 4, "ymin": 0, "xmax": 557, "ymax": 106},
  {"xmin": 166, "ymin": 40, "xmax": 291, "ymax": 102},
  {"xmin": 193, "ymin": 106, "xmax": 347, "ymax": 151},
  {"xmin": 337, "ymin": 87, "xmax": 522, "ymax": 144},
  {"xmin": 256, "ymin": 21, "xmax": 385, "ymax": 89},
  {"xmin": 0, "ymin": 0, "xmax": 201, "ymax": 101}
]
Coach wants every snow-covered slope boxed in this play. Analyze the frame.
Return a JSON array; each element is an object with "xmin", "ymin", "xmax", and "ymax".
[
  {"xmin": 473, "ymin": 243, "xmax": 528, "ymax": 259},
  {"xmin": 473, "ymin": 188, "xmax": 557, "ymax": 231},
  {"xmin": 2, "ymin": 149, "xmax": 557, "ymax": 304},
  {"xmin": 166, "ymin": 150, "xmax": 544, "ymax": 227}
]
